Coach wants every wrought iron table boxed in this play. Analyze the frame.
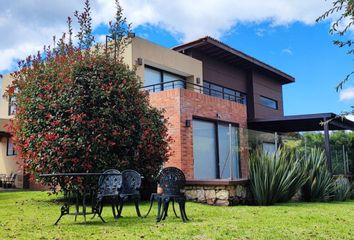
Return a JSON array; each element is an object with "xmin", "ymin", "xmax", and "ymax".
[{"xmin": 40, "ymin": 172, "xmax": 121, "ymax": 225}]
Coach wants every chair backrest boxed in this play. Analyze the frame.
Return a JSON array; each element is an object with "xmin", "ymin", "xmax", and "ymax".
[
  {"xmin": 98, "ymin": 169, "xmax": 122, "ymax": 197},
  {"xmin": 158, "ymin": 167, "xmax": 186, "ymax": 195},
  {"xmin": 121, "ymin": 170, "xmax": 142, "ymax": 195},
  {"xmin": 10, "ymin": 173, "xmax": 17, "ymax": 181}
]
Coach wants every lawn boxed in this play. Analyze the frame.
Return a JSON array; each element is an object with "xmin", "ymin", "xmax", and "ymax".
[{"xmin": 0, "ymin": 191, "xmax": 353, "ymax": 240}]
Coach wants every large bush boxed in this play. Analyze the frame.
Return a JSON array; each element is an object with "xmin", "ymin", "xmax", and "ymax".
[
  {"xmin": 7, "ymin": 0, "xmax": 172, "ymax": 191},
  {"xmin": 249, "ymin": 147, "xmax": 307, "ymax": 206},
  {"xmin": 301, "ymin": 148, "xmax": 334, "ymax": 202}
]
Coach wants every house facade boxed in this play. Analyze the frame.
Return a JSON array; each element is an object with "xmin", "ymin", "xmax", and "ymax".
[{"xmin": 121, "ymin": 37, "xmax": 294, "ymax": 182}]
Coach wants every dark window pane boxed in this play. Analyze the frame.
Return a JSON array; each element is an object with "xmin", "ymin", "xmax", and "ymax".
[
  {"xmin": 260, "ymin": 96, "xmax": 278, "ymax": 109},
  {"xmin": 210, "ymin": 84, "xmax": 223, "ymax": 98},
  {"xmin": 7, "ymin": 138, "xmax": 16, "ymax": 156},
  {"xmin": 163, "ymin": 72, "xmax": 184, "ymax": 90},
  {"xmin": 9, "ymin": 96, "xmax": 17, "ymax": 115},
  {"xmin": 144, "ymin": 67, "xmax": 162, "ymax": 92}
]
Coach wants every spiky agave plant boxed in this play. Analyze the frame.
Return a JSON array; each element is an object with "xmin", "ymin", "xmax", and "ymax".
[
  {"xmin": 301, "ymin": 148, "xmax": 334, "ymax": 202},
  {"xmin": 249, "ymin": 147, "xmax": 308, "ymax": 206},
  {"xmin": 333, "ymin": 176, "xmax": 351, "ymax": 201}
]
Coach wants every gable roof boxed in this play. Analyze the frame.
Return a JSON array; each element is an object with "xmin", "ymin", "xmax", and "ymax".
[{"xmin": 173, "ymin": 36, "xmax": 295, "ymax": 84}]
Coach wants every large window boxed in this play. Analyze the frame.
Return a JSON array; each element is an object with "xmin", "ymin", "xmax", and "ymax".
[
  {"xmin": 203, "ymin": 81, "xmax": 246, "ymax": 104},
  {"xmin": 7, "ymin": 138, "xmax": 16, "ymax": 156},
  {"xmin": 143, "ymin": 66, "xmax": 184, "ymax": 92},
  {"xmin": 192, "ymin": 119, "xmax": 240, "ymax": 180},
  {"xmin": 260, "ymin": 96, "xmax": 278, "ymax": 109}
]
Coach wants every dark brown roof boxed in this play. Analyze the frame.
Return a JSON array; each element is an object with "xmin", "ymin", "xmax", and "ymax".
[
  {"xmin": 173, "ymin": 36, "xmax": 295, "ymax": 84},
  {"xmin": 248, "ymin": 113, "xmax": 354, "ymax": 132}
]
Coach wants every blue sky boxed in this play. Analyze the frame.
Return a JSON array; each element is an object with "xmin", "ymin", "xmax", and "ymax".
[{"xmin": 0, "ymin": 0, "xmax": 353, "ymax": 117}]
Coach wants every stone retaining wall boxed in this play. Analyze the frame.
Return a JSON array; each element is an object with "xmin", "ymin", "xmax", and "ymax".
[{"xmin": 184, "ymin": 180, "xmax": 251, "ymax": 206}]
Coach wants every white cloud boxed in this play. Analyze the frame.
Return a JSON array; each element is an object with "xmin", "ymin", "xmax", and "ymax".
[
  {"xmin": 281, "ymin": 48, "xmax": 293, "ymax": 55},
  {"xmin": 339, "ymin": 87, "xmax": 354, "ymax": 101},
  {"xmin": 346, "ymin": 114, "xmax": 354, "ymax": 121},
  {"xmin": 0, "ymin": 0, "xmax": 341, "ymax": 73}
]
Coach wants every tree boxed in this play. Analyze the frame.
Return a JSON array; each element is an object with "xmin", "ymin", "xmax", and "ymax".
[
  {"xmin": 317, "ymin": 0, "xmax": 354, "ymax": 115},
  {"xmin": 6, "ymin": 0, "xmax": 172, "ymax": 191}
]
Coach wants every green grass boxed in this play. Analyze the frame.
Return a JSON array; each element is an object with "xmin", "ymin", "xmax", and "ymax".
[{"xmin": 0, "ymin": 191, "xmax": 353, "ymax": 240}]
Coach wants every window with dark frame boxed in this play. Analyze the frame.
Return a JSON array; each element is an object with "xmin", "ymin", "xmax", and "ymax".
[
  {"xmin": 260, "ymin": 96, "xmax": 278, "ymax": 110},
  {"xmin": 143, "ymin": 65, "xmax": 185, "ymax": 92},
  {"xmin": 7, "ymin": 138, "xmax": 16, "ymax": 156},
  {"xmin": 8, "ymin": 95, "xmax": 17, "ymax": 115}
]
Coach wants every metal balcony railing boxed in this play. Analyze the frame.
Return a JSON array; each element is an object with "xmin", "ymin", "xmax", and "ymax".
[{"xmin": 142, "ymin": 79, "xmax": 247, "ymax": 105}]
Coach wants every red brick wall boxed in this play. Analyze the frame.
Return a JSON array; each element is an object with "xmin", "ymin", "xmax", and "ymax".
[{"xmin": 149, "ymin": 89, "xmax": 248, "ymax": 179}]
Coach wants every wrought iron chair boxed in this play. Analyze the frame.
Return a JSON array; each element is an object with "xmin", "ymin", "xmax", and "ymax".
[
  {"xmin": 0, "ymin": 174, "xmax": 6, "ymax": 187},
  {"xmin": 94, "ymin": 169, "xmax": 122, "ymax": 221},
  {"xmin": 115, "ymin": 169, "xmax": 142, "ymax": 218},
  {"xmin": 145, "ymin": 167, "xmax": 189, "ymax": 222},
  {"xmin": 4, "ymin": 173, "xmax": 17, "ymax": 188}
]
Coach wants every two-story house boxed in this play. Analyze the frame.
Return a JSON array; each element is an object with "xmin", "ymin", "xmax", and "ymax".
[{"xmin": 1, "ymin": 36, "xmax": 353, "ymax": 204}]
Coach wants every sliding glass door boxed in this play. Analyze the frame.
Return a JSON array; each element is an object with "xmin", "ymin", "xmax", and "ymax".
[
  {"xmin": 193, "ymin": 119, "xmax": 240, "ymax": 180},
  {"xmin": 218, "ymin": 123, "xmax": 240, "ymax": 179},
  {"xmin": 193, "ymin": 120, "xmax": 217, "ymax": 179}
]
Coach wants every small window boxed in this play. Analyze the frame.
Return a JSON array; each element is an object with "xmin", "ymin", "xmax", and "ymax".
[
  {"xmin": 9, "ymin": 96, "xmax": 17, "ymax": 115},
  {"xmin": 7, "ymin": 138, "xmax": 16, "ymax": 156},
  {"xmin": 260, "ymin": 96, "xmax": 278, "ymax": 109}
]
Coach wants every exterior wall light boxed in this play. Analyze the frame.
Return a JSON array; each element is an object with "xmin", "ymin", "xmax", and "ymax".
[
  {"xmin": 185, "ymin": 120, "xmax": 191, "ymax": 127},
  {"xmin": 137, "ymin": 58, "xmax": 143, "ymax": 65}
]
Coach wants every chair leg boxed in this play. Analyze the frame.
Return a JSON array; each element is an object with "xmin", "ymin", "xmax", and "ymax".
[
  {"xmin": 134, "ymin": 198, "xmax": 142, "ymax": 217},
  {"xmin": 178, "ymin": 201, "xmax": 187, "ymax": 223},
  {"xmin": 144, "ymin": 194, "xmax": 155, "ymax": 218},
  {"xmin": 162, "ymin": 200, "xmax": 170, "ymax": 220},
  {"xmin": 117, "ymin": 201, "xmax": 124, "ymax": 218},
  {"xmin": 172, "ymin": 200, "xmax": 179, "ymax": 218},
  {"xmin": 181, "ymin": 201, "xmax": 189, "ymax": 221},
  {"xmin": 111, "ymin": 199, "xmax": 117, "ymax": 219},
  {"xmin": 156, "ymin": 197, "xmax": 163, "ymax": 222}
]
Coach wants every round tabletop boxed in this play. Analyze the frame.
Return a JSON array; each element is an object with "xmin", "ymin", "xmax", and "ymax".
[{"xmin": 39, "ymin": 172, "xmax": 121, "ymax": 177}]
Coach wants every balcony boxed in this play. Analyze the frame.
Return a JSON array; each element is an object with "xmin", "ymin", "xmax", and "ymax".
[{"xmin": 142, "ymin": 79, "xmax": 247, "ymax": 105}]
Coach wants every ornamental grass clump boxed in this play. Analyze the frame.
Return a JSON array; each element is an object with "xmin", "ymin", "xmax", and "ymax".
[
  {"xmin": 333, "ymin": 176, "xmax": 351, "ymax": 201},
  {"xmin": 301, "ymin": 148, "xmax": 334, "ymax": 202},
  {"xmin": 249, "ymin": 147, "xmax": 308, "ymax": 206},
  {"xmin": 6, "ymin": 0, "xmax": 172, "ymax": 192}
]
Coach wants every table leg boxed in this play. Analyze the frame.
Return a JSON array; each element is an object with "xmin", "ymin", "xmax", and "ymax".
[
  {"xmin": 75, "ymin": 192, "xmax": 79, "ymax": 222},
  {"xmin": 54, "ymin": 203, "xmax": 69, "ymax": 225},
  {"xmin": 82, "ymin": 193, "xmax": 87, "ymax": 224}
]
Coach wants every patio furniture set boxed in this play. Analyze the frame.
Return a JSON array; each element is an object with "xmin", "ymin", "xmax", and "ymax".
[
  {"xmin": 40, "ymin": 167, "xmax": 188, "ymax": 225},
  {"xmin": 0, "ymin": 173, "xmax": 17, "ymax": 188}
]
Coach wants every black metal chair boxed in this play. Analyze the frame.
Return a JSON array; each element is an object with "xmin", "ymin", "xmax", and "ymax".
[
  {"xmin": 145, "ymin": 167, "xmax": 189, "ymax": 222},
  {"xmin": 95, "ymin": 169, "xmax": 122, "ymax": 221},
  {"xmin": 0, "ymin": 174, "xmax": 6, "ymax": 187},
  {"xmin": 115, "ymin": 169, "xmax": 142, "ymax": 218},
  {"xmin": 4, "ymin": 173, "xmax": 17, "ymax": 188}
]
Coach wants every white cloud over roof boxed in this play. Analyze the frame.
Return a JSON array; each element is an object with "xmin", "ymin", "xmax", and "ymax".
[
  {"xmin": 339, "ymin": 87, "xmax": 354, "ymax": 101},
  {"xmin": 0, "ymin": 0, "xmax": 338, "ymax": 72}
]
